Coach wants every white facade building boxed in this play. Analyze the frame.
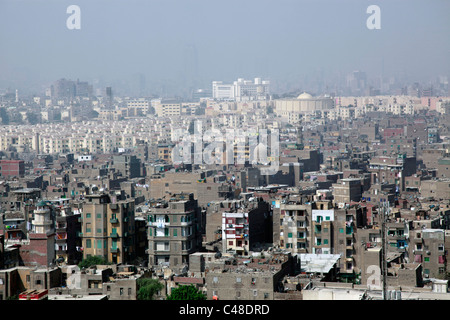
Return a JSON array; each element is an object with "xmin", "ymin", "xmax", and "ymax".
[{"xmin": 212, "ymin": 78, "xmax": 270, "ymax": 101}]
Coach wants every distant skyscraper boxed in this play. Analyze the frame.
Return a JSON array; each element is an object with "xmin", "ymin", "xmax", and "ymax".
[
  {"xmin": 52, "ymin": 78, "xmax": 76, "ymax": 99},
  {"xmin": 75, "ymin": 79, "xmax": 93, "ymax": 97},
  {"xmin": 346, "ymin": 71, "xmax": 367, "ymax": 96},
  {"xmin": 130, "ymin": 73, "xmax": 146, "ymax": 97},
  {"xmin": 105, "ymin": 86, "xmax": 113, "ymax": 107}
]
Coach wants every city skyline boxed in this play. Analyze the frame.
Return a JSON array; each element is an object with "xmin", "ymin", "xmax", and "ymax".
[{"xmin": 0, "ymin": 0, "xmax": 449, "ymax": 97}]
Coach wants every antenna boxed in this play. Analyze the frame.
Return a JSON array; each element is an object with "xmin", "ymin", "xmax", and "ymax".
[{"xmin": 381, "ymin": 200, "xmax": 389, "ymax": 300}]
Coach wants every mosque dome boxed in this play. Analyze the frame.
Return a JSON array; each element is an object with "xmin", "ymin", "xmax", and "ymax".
[{"xmin": 297, "ymin": 92, "xmax": 313, "ymax": 100}]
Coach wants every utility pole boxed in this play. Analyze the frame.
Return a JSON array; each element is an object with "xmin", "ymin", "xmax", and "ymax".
[{"xmin": 381, "ymin": 201, "xmax": 389, "ymax": 300}]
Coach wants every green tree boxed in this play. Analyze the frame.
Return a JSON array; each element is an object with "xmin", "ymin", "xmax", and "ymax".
[
  {"xmin": 78, "ymin": 255, "xmax": 109, "ymax": 269},
  {"xmin": 26, "ymin": 111, "xmax": 39, "ymax": 125},
  {"xmin": 0, "ymin": 108, "xmax": 9, "ymax": 124},
  {"xmin": 166, "ymin": 284, "xmax": 206, "ymax": 300},
  {"xmin": 136, "ymin": 278, "xmax": 163, "ymax": 300}
]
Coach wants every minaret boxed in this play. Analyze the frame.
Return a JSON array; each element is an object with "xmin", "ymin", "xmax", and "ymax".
[
  {"xmin": 32, "ymin": 201, "xmax": 54, "ymax": 235},
  {"xmin": 15, "ymin": 89, "xmax": 19, "ymax": 103}
]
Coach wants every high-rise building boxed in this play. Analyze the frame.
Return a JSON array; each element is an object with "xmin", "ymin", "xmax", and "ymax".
[
  {"xmin": 80, "ymin": 194, "xmax": 136, "ymax": 264},
  {"xmin": 145, "ymin": 193, "xmax": 202, "ymax": 267}
]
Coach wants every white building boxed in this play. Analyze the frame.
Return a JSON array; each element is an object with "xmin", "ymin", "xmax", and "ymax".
[{"xmin": 212, "ymin": 77, "xmax": 270, "ymax": 101}]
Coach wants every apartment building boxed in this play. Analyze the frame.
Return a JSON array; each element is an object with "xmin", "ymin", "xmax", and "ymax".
[
  {"xmin": 206, "ymin": 251, "xmax": 297, "ymax": 300},
  {"xmin": 410, "ymin": 228, "xmax": 446, "ymax": 279},
  {"xmin": 332, "ymin": 178, "xmax": 362, "ymax": 206},
  {"xmin": 154, "ymin": 101, "xmax": 181, "ymax": 117},
  {"xmin": 368, "ymin": 154, "xmax": 416, "ymax": 192},
  {"xmin": 0, "ymin": 160, "xmax": 25, "ymax": 178},
  {"xmin": 420, "ymin": 179, "xmax": 450, "ymax": 200},
  {"xmin": 311, "ymin": 206, "xmax": 334, "ymax": 255},
  {"xmin": 145, "ymin": 193, "xmax": 202, "ymax": 267},
  {"xmin": 221, "ymin": 200, "xmax": 272, "ymax": 255},
  {"xmin": 333, "ymin": 206, "xmax": 368, "ymax": 278},
  {"xmin": 80, "ymin": 194, "xmax": 136, "ymax": 264}
]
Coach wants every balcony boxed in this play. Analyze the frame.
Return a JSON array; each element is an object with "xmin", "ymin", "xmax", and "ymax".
[
  {"xmin": 110, "ymin": 232, "xmax": 120, "ymax": 238},
  {"xmin": 110, "ymin": 247, "xmax": 119, "ymax": 253},
  {"xmin": 110, "ymin": 218, "xmax": 119, "ymax": 224}
]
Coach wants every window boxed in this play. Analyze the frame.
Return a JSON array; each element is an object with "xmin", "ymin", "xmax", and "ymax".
[
  {"xmin": 339, "ymin": 228, "xmax": 344, "ymax": 233},
  {"xmin": 86, "ymin": 239, "xmax": 92, "ymax": 248},
  {"xmin": 86, "ymin": 213, "xmax": 91, "ymax": 219},
  {"xmin": 424, "ymin": 257, "xmax": 430, "ymax": 262},
  {"xmin": 236, "ymin": 277, "xmax": 241, "ymax": 283},
  {"xmin": 97, "ymin": 213, "xmax": 101, "ymax": 219},
  {"xmin": 288, "ymin": 233, "xmax": 292, "ymax": 238}
]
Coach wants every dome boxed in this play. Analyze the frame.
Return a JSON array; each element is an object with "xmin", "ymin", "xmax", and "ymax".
[{"xmin": 297, "ymin": 92, "xmax": 313, "ymax": 100}]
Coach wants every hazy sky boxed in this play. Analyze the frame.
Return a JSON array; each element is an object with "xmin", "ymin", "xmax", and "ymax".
[{"xmin": 0, "ymin": 0, "xmax": 449, "ymax": 96}]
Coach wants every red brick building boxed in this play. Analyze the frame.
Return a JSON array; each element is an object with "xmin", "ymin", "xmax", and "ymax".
[
  {"xmin": 0, "ymin": 160, "xmax": 25, "ymax": 178},
  {"xmin": 19, "ymin": 233, "xmax": 55, "ymax": 267}
]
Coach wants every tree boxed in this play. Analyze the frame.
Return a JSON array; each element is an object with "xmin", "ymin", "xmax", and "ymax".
[
  {"xmin": 136, "ymin": 278, "xmax": 163, "ymax": 300},
  {"xmin": 0, "ymin": 108, "xmax": 9, "ymax": 124},
  {"xmin": 166, "ymin": 284, "xmax": 206, "ymax": 300},
  {"xmin": 26, "ymin": 111, "xmax": 39, "ymax": 125},
  {"xmin": 78, "ymin": 255, "xmax": 109, "ymax": 269}
]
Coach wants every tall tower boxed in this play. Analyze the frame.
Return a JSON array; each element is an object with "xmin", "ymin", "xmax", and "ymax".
[{"xmin": 105, "ymin": 86, "xmax": 113, "ymax": 108}]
